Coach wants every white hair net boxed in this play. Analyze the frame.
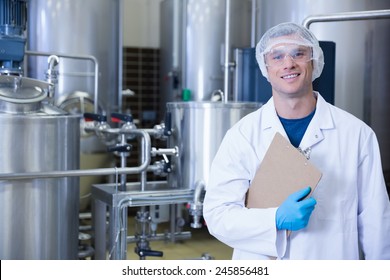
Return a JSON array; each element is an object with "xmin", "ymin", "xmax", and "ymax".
[{"xmin": 255, "ymin": 22, "xmax": 324, "ymax": 81}]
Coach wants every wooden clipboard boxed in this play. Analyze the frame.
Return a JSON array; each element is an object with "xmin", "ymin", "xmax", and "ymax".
[{"xmin": 246, "ymin": 132, "xmax": 322, "ymax": 208}]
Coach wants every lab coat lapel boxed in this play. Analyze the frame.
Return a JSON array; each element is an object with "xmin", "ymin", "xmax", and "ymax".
[
  {"xmin": 261, "ymin": 93, "xmax": 334, "ymax": 149},
  {"xmin": 299, "ymin": 93, "xmax": 335, "ymax": 149},
  {"xmin": 261, "ymin": 97, "xmax": 289, "ymax": 142}
]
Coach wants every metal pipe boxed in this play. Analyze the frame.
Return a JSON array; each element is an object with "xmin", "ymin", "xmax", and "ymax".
[
  {"xmin": 0, "ymin": 130, "xmax": 151, "ymax": 180},
  {"xmin": 140, "ymin": 136, "xmax": 148, "ymax": 192},
  {"xmin": 181, "ymin": 0, "xmax": 187, "ymax": 89},
  {"xmin": 142, "ymin": 128, "xmax": 165, "ymax": 138},
  {"xmin": 223, "ymin": 0, "xmax": 231, "ymax": 102},
  {"xmin": 151, "ymin": 147, "xmax": 178, "ymax": 157},
  {"xmin": 303, "ymin": 9, "xmax": 390, "ymax": 29},
  {"xmin": 46, "ymin": 55, "xmax": 59, "ymax": 99},
  {"xmin": 189, "ymin": 180, "xmax": 205, "ymax": 228},
  {"xmin": 120, "ymin": 205, "xmax": 128, "ymax": 259},
  {"xmin": 119, "ymin": 134, "xmax": 127, "ymax": 191},
  {"xmin": 47, "ymin": 55, "xmax": 59, "ymax": 70},
  {"xmin": 118, "ymin": 0, "xmax": 124, "ymax": 112},
  {"xmin": 170, "ymin": 204, "xmax": 176, "ymax": 243},
  {"xmin": 172, "ymin": 0, "xmax": 180, "ymax": 69},
  {"xmin": 251, "ymin": 0, "xmax": 257, "ymax": 48},
  {"xmin": 24, "ymin": 50, "xmax": 100, "ymax": 113},
  {"xmin": 127, "ymin": 231, "xmax": 191, "ymax": 243},
  {"xmin": 96, "ymin": 186, "xmax": 194, "ymax": 259}
]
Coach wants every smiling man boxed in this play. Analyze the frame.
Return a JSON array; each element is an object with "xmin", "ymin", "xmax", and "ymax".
[{"xmin": 203, "ymin": 22, "xmax": 390, "ymax": 260}]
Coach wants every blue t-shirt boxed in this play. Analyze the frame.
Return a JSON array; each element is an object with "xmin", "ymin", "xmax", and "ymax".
[{"xmin": 278, "ymin": 109, "xmax": 315, "ymax": 148}]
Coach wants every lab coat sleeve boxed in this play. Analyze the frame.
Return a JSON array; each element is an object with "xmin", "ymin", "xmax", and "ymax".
[
  {"xmin": 357, "ymin": 130, "xmax": 390, "ymax": 259},
  {"xmin": 203, "ymin": 128, "xmax": 285, "ymax": 258}
]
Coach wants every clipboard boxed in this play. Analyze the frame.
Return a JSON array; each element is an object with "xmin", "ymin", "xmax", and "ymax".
[{"xmin": 246, "ymin": 132, "xmax": 322, "ymax": 209}]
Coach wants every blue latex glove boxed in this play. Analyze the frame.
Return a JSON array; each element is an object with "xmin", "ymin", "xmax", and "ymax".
[{"xmin": 276, "ymin": 186, "xmax": 317, "ymax": 231}]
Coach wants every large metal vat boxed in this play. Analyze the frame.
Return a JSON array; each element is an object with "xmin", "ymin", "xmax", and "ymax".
[
  {"xmin": 160, "ymin": 0, "xmax": 252, "ymax": 112},
  {"xmin": 0, "ymin": 76, "xmax": 80, "ymax": 259},
  {"xmin": 26, "ymin": 0, "xmax": 122, "ymax": 210},
  {"xmin": 26, "ymin": 0, "xmax": 122, "ymax": 117},
  {"xmin": 161, "ymin": 1, "xmax": 260, "ymax": 190},
  {"xmin": 254, "ymin": 0, "xmax": 390, "ymax": 174},
  {"xmin": 167, "ymin": 101, "xmax": 261, "ymax": 190}
]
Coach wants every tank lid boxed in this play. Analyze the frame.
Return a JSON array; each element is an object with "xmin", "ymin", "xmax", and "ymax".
[{"xmin": 0, "ymin": 75, "xmax": 49, "ymax": 104}]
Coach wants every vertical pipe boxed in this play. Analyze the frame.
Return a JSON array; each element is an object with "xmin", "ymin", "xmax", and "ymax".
[
  {"xmin": 172, "ymin": 0, "xmax": 180, "ymax": 69},
  {"xmin": 140, "ymin": 134, "xmax": 148, "ymax": 191},
  {"xmin": 109, "ymin": 206, "xmax": 117, "ymax": 259},
  {"xmin": 223, "ymin": 0, "xmax": 231, "ymax": 102},
  {"xmin": 181, "ymin": 0, "xmax": 187, "ymax": 90},
  {"xmin": 120, "ymin": 134, "xmax": 127, "ymax": 191},
  {"xmin": 118, "ymin": 0, "xmax": 123, "ymax": 112},
  {"xmin": 120, "ymin": 206, "xmax": 128, "ymax": 259},
  {"xmin": 233, "ymin": 48, "xmax": 241, "ymax": 101},
  {"xmin": 93, "ymin": 61, "xmax": 100, "ymax": 113},
  {"xmin": 170, "ymin": 204, "xmax": 176, "ymax": 243},
  {"xmin": 251, "ymin": 0, "xmax": 257, "ymax": 48}
]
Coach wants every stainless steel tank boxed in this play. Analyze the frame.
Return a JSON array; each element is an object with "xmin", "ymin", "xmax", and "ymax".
[
  {"xmin": 26, "ymin": 0, "xmax": 122, "ymax": 117},
  {"xmin": 26, "ymin": 0, "xmax": 122, "ymax": 210},
  {"xmin": 0, "ymin": 76, "xmax": 80, "ymax": 259},
  {"xmin": 160, "ymin": 0, "xmax": 252, "ymax": 111},
  {"xmin": 254, "ymin": 0, "xmax": 390, "ymax": 173},
  {"xmin": 161, "ymin": 1, "xmax": 260, "ymax": 190},
  {"xmin": 167, "ymin": 101, "xmax": 261, "ymax": 190}
]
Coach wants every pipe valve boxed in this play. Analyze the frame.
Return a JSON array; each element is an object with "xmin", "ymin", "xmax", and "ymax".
[
  {"xmin": 83, "ymin": 113, "xmax": 115, "ymax": 145},
  {"xmin": 111, "ymin": 112, "xmax": 137, "ymax": 139}
]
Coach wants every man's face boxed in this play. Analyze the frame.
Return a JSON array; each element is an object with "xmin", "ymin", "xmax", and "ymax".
[{"xmin": 264, "ymin": 42, "xmax": 314, "ymax": 98}]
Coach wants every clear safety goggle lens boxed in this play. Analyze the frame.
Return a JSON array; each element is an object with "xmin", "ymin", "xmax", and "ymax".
[{"xmin": 264, "ymin": 45, "xmax": 312, "ymax": 67}]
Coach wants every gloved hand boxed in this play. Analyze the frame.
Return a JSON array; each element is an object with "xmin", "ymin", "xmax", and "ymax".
[{"xmin": 276, "ymin": 186, "xmax": 317, "ymax": 231}]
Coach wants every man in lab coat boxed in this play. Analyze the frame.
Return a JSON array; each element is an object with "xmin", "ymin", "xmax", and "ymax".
[{"xmin": 203, "ymin": 22, "xmax": 390, "ymax": 259}]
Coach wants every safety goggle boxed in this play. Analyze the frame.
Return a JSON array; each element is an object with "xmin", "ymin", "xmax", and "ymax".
[{"xmin": 264, "ymin": 45, "xmax": 313, "ymax": 67}]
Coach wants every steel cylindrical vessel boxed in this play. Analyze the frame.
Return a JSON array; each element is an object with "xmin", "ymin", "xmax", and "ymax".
[
  {"xmin": 26, "ymin": 0, "xmax": 121, "ymax": 210},
  {"xmin": 0, "ymin": 77, "xmax": 80, "ymax": 260},
  {"xmin": 26, "ymin": 0, "xmax": 121, "ymax": 117},
  {"xmin": 160, "ymin": 0, "xmax": 252, "ymax": 110},
  {"xmin": 166, "ymin": 101, "xmax": 261, "ymax": 190}
]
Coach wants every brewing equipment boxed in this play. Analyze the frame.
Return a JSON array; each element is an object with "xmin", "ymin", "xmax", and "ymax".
[
  {"xmin": 27, "ymin": 0, "xmax": 121, "ymax": 116},
  {"xmin": 0, "ymin": 0, "xmax": 80, "ymax": 259},
  {"xmin": 9, "ymin": 0, "xmax": 388, "ymax": 261},
  {"xmin": 160, "ymin": 0, "xmax": 261, "ymax": 186},
  {"xmin": 167, "ymin": 101, "xmax": 261, "ymax": 190},
  {"xmin": 26, "ymin": 0, "xmax": 123, "ymax": 211},
  {"xmin": 160, "ymin": 0, "xmax": 252, "ymax": 107},
  {"xmin": 0, "ymin": 77, "xmax": 80, "ymax": 260}
]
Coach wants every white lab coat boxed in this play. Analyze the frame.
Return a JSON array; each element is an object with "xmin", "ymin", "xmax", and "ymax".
[{"xmin": 203, "ymin": 93, "xmax": 390, "ymax": 260}]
